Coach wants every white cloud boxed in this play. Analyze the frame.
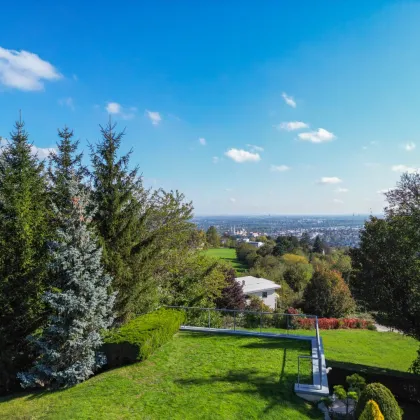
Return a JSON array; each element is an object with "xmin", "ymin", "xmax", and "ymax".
[
  {"xmin": 298, "ymin": 128, "xmax": 336, "ymax": 143},
  {"xmin": 391, "ymin": 164, "xmax": 418, "ymax": 173},
  {"xmin": 225, "ymin": 188, "xmax": 232, "ymax": 192},
  {"xmin": 377, "ymin": 188, "xmax": 394, "ymax": 194},
  {"xmin": 276, "ymin": 121, "xmax": 308, "ymax": 131},
  {"xmin": 335, "ymin": 188, "xmax": 349, "ymax": 193},
  {"xmin": 404, "ymin": 142, "xmax": 416, "ymax": 151},
  {"xmin": 105, "ymin": 102, "xmax": 135, "ymax": 120},
  {"xmin": 246, "ymin": 144, "xmax": 264, "ymax": 152},
  {"xmin": 282, "ymin": 92, "xmax": 296, "ymax": 108},
  {"xmin": 370, "ymin": 141, "xmax": 379, "ymax": 145},
  {"xmin": 362, "ymin": 146, "xmax": 368, "ymax": 150},
  {"xmin": 199, "ymin": 137, "xmax": 206, "ymax": 146},
  {"xmin": 31, "ymin": 145, "xmax": 56, "ymax": 159},
  {"xmin": 106, "ymin": 102, "xmax": 121, "ymax": 114},
  {"xmin": 225, "ymin": 148, "xmax": 261, "ymax": 163},
  {"xmin": 145, "ymin": 110, "xmax": 162, "ymax": 126},
  {"xmin": 270, "ymin": 164, "xmax": 290, "ymax": 172},
  {"xmin": 317, "ymin": 177, "xmax": 342, "ymax": 184},
  {"xmin": 333, "ymin": 199, "xmax": 344, "ymax": 204},
  {"xmin": 229, "ymin": 197, "xmax": 236, "ymax": 203},
  {"xmin": 0, "ymin": 47, "xmax": 62, "ymax": 91},
  {"xmin": 212, "ymin": 156, "xmax": 220, "ymax": 164},
  {"xmin": 0, "ymin": 137, "xmax": 55, "ymax": 159},
  {"xmin": 58, "ymin": 97, "xmax": 74, "ymax": 111}
]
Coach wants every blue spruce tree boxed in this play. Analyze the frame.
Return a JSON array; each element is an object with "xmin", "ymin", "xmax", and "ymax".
[{"xmin": 18, "ymin": 177, "xmax": 115, "ymax": 388}]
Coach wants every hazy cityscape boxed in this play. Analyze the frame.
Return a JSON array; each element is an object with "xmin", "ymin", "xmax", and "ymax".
[{"xmin": 193, "ymin": 214, "xmax": 374, "ymax": 247}]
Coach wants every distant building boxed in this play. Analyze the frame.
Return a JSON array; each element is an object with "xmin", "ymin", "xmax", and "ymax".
[
  {"xmin": 235, "ymin": 276, "xmax": 281, "ymax": 310},
  {"xmin": 248, "ymin": 241, "xmax": 264, "ymax": 248}
]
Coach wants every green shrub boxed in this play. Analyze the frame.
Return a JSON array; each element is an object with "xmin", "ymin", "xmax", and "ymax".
[
  {"xmin": 359, "ymin": 400, "xmax": 384, "ymax": 420},
  {"xmin": 102, "ymin": 309, "xmax": 185, "ymax": 367},
  {"xmin": 355, "ymin": 383, "xmax": 402, "ymax": 420}
]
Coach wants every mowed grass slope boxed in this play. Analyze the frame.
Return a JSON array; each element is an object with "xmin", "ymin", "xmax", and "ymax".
[
  {"xmin": 250, "ymin": 328, "xmax": 418, "ymax": 373},
  {"xmin": 203, "ymin": 247, "xmax": 247, "ymax": 273},
  {"xmin": 0, "ymin": 332, "xmax": 321, "ymax": 420}
]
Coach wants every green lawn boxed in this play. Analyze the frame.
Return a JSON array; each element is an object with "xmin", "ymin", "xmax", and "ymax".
[
  {"xmin": 203, "ymin": 247, "xmax": 247, "ymax": 273},
  {"xmin": 0, "ymin": 332, "xmax": 320, "ymax": 420},
  {"xmin": 245, "ymin": 327, "xmax": 418, "ymax": 373}
]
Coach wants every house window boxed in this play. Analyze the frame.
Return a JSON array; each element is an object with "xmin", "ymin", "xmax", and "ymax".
[{"xmin": 262, "ymin": 292, "xmax": 268, "ymax": 298}]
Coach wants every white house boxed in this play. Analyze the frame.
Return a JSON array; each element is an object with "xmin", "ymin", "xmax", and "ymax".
[
  {"xmin": 248, "ymin": 241, "xmax": 264, "ymax": 248},
  {"xmin": 235, "ymin": 276, "xmax": 281, "ymax": 310}
]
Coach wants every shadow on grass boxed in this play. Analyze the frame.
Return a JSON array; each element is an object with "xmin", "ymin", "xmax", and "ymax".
[{"xmin": 175, "ymin": 366, "xmax": 318, "ymax": 417}]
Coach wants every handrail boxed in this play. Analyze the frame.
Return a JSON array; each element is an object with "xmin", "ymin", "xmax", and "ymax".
[
  {"xmin": 166, "ymin": 305, "xmax": 324, "ymax": 392},
  {"xmin": 165, "ymin": 305, "xmax": 318, "ymax": 318}
]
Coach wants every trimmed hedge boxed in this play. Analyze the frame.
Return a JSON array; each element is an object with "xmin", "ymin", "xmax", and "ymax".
[
  {"xmin": 355, "ymin": 383, "xmax": 402, "ymax": 420},
  {"xmin": 102, "ymin": 309, "xmax": 185, "ymax": 368}
]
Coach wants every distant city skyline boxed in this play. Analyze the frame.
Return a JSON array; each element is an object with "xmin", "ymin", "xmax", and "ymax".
[{"xmin": 0, "ymin": 1, "xmax": 418, "ymax": 214}]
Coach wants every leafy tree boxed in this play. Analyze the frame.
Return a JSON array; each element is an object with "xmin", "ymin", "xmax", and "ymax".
[
  {"xmin": 161, "ymin": 253, "xmax": 226, "ymax": 308},
  {"xmin": 303, "ymin": 267, "xmax": 355, "ymax": 317},
  {"xmin": 351, "ymin": 172, "xmax": 420, "ymax": 342},
  {"xmin": 90, "ymin": 122, "xmax": 146, "ymax": 322},
  {"xmin": 0, "ymin": 120, "xmax": 51, "ymax": 393},
  {"xmin": 48, "ymin": 127, "xmax": 87, "ymax": 214},
  {"xmin": 273, "ymin": 235, "xmax": 299, "ymax": 256},
  {"xmin": 215, "ymin": 267, "xmax": 246, "ymax": 309},
  {"xmin": 18, "ymin": 178, "xmax": 115, "ymax": 389},
  {"xmin": 312, "ymin": 235, "xmax": 325, "ymax": 254},
  {"xmin": 206, "ymin": 225, "xmax": 220, "ymax": 247},
  {"xmin": 299, "ymin": 232, "xmax": 312, "ymax": 252},
  {"xmin": 257, "ymin": 243, "xmax": 274, "ymax": 257}
]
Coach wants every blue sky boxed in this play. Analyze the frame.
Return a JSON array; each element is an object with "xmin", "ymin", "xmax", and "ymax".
[{"xmin": 1, "ymin": 0, "xmax": 420, "ymax": 215}]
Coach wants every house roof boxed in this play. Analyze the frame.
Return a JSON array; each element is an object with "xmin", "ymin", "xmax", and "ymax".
[{"xmin": 235, "ymin": 276, "xmax": 281, "ymax": 294}]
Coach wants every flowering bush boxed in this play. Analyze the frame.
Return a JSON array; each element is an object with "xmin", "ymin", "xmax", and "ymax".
[{"xmin": 290, "ymin": 314, "xmax": 375, "ymax": 330}]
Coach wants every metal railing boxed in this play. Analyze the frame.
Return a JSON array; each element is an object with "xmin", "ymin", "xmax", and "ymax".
[{"xmin": 165, "ymin": 305, "xmax": 323, "ymax": 390}]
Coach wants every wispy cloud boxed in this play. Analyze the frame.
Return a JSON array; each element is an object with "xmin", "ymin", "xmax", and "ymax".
[
  {"xmin": 317, "ymin": 177, "xmax": 342, "ymax": 184},
  {"xmin": 225, "ymin": 148, "xmax": 261, "ymax": 163},
  {"xmin": 212, "ymin": 156, "xmax": 220, "ymax": 164},
  {"xmin": 404, "ymin": 142, "xmax": 416, "ymax": 151},
  {"xmin": 333, "ymin": 199, "xmax": 344, "ymax": 204},
  {"xmin": 199, "ymin": 137, "xmax": 206, "ymax": 146},
  {"xmin": 275, "ymin": 121, "xmax": 308, "ymax": 131},
  {"xmin": 0, "ymin": 46, "xmax": 62, "ymax": 91},
  {"xmin": 246, "ymin": 144, "xmax": 264, "ymax": 152},
  {"xmin": 391, "ymin": 164, "xmax": 418, "ymax": 173},
  {"xmin": 282, "ymin": 92, "xmax": 296, "ymax": 108},
  {"xmin": 105, "ymin": 102, "xmax": 136, "ymax": 120},
  {"xmin": 298, "ymin": 128, "xmax": 336, "ymax": 143},
  {"xmin": 31, "ymin": 145, "xmax": 56, "ymax": 159},
  {"xmin": 229, "ymin": 197, "xmax": 236, "ymax": 203},
  {"xmin": 335, "ymin": 187, "xmax": 349, "ymax": 193},
  {"xmin": 0, "ymin": 137, "xmax": 55, "ymax": 159},
  {"xmin": 377, "ymin": 188, "xmax": 395, "ymax": 194},
  {"xmin": 145, "ymin": 110, "xmax": 162, "ymax": 126},
  {"xmin": 58, "ymin": 97, "xmax": 74, "ymax": 111},
  {"xmin": 270, "ymin": 164, "xmax": 290, "ymax": 172}
]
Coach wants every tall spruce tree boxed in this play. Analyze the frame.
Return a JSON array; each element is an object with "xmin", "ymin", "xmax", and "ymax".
[
  {"xmin": 0, "ymin": 120, "xmax": 51, "ymax": 393},
  {"xmin": 18, "ymin": 177, "xmax": 115, "ymax": 389},
  {"xmin": 90, "ymin": 122, "xmax": 144, "ymax": 322},
  {"xmin": 48, "ymin": 126, "xmax": 87, "ymax": 212}
]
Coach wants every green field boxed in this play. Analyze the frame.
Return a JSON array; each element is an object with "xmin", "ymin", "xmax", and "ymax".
[
  {"xmin": 0, "ymin": 333, "xmax": 319, "ymax": 420},
  {"xmin": 203, "ymin": 247, "xmax": 247, "ymax": 273}
]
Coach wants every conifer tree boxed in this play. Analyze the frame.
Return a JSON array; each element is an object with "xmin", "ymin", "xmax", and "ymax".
[
  {"xmin": 90, "ymin": 121, "xmax": 145, "ymax": 322},
  {"xmin": 0, "ymin": 120, "xmax": 51, "ymax": 392},
  {"xmin": 18, "ymin": 177, "xmax": 115, "ymax": 388},
  {"xmin": 48, "ymin": 126, "xmax": 87, "ymax": 212}
]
